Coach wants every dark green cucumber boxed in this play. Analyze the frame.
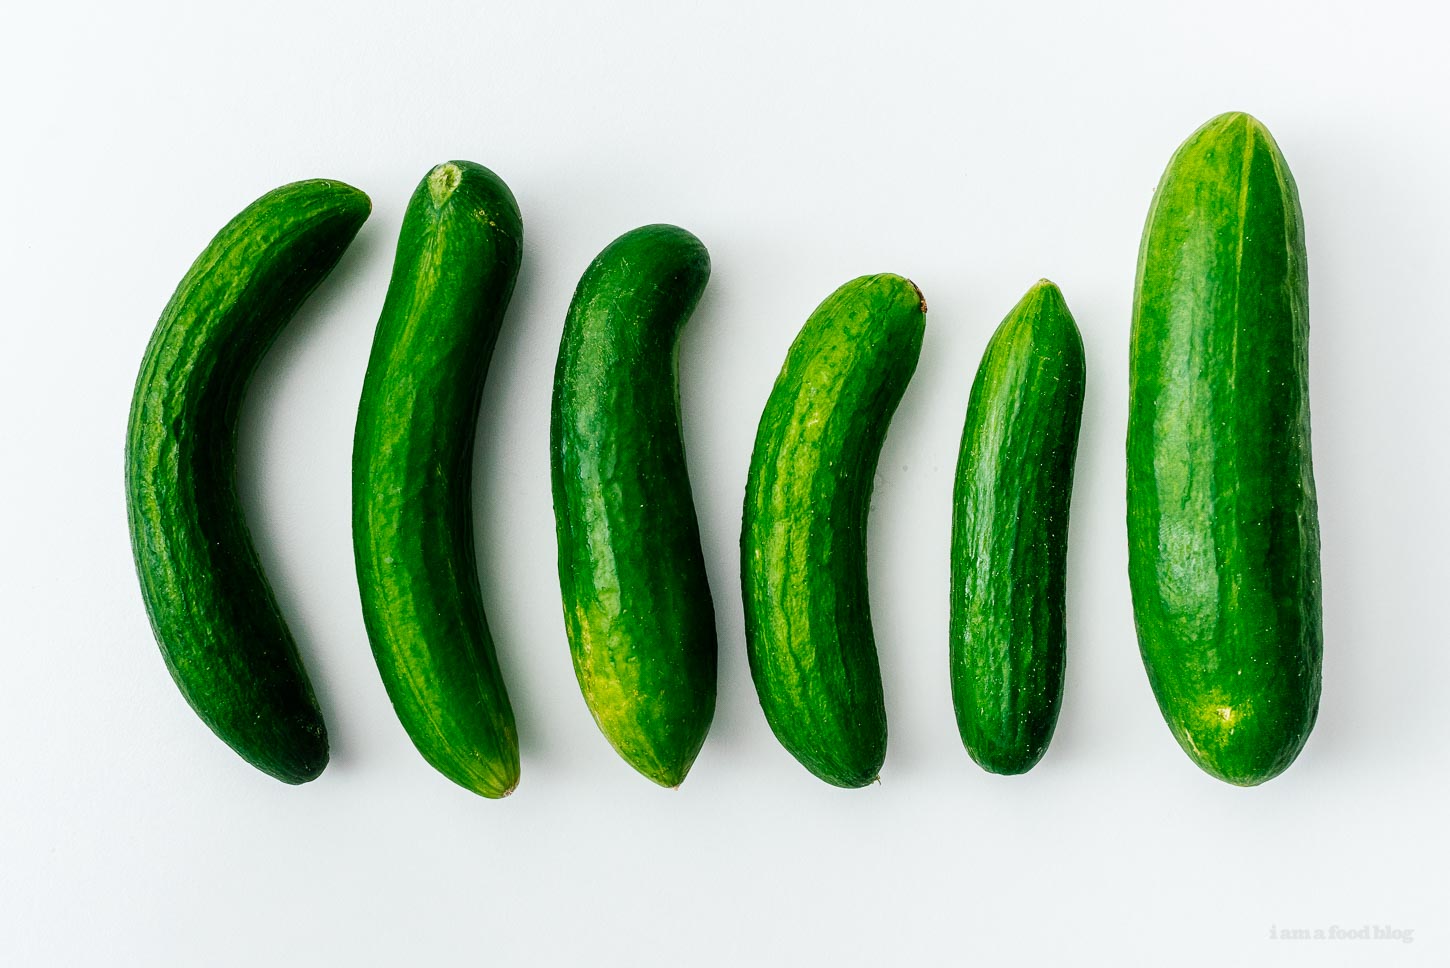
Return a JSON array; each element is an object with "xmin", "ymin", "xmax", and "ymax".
[
  {"xmin": 126, "ymin": 178, "xmax": 370, "ymax": 784},
  {"xmin": 950, "ymin": 280, "xmax": 1085, "ymax": 775},
  {"xmin": 353, "ymin": 161, "xmax": 522, "ymax": 798},
  {"xmin": 1128, "ymin": 112, "xmax": 1322, "ymax": 786},
  {"xmin": 741, "ymin": 274, "xmax": 926, "ymax": 788},
  {"xmin": 550, "ymin": 224, "xmax": 716, "ymax": 787}
]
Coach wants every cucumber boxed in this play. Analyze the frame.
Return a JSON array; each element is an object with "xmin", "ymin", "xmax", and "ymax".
[
  {"xmin": 353, "ymin": 161, "xmax": 522, "ymax": 798},
  {"xmin": 125, "ymin": 178, "xmax": 370, "ymax": 784},
  {"xmin": 741, "ymin": 274, "xmax": 926, "ymax": 788},
  {"xmin": 1128, "ymin": 112, "xmax": 1322, "ymax": 786},
  {"xmin": 950, "ymin": 280, "xmax": 1084, "ymax": 775},
  {"xmin": 550, "ymin": 224, "xmax": 716, "ymax": 787}
]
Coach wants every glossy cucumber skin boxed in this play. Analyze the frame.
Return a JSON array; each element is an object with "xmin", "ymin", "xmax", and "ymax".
[
  {"xmin": 126, "ymin": 179, "xmax": 369, "ymax": 784},
  {"xmin": 950, "ymin": 280, "xmax": 1084, "ymax": 775},
  {"xmin": 353, "ymin": 162, "xmax": 522, "ymax": 798},
  {"xmin": 550, "ymin": 225, "xmax": 716, "ymax": 787},
  {"xmin": 1128, "ymin": 112, "xmax": 1322, "ymax": 786},
  {"xmin": 741, "ymin": 274, "xmax": 926, "ymax": 788}
]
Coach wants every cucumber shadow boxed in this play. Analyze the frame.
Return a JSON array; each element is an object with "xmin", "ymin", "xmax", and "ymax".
[
  {"xmin": 1282, "ymin": 119, "xmax": 1427, "ymax": 782},
  {"xmin": 672, "ymin": 266, "xmax": 754, "ymax": 769},
  {"xmin": 1049, "ymin": 282, "xmax": 1118, "ymax": 773},
  {"xmin": 469, "ymin": 236, "xmax": 558, "ymax": 765},
  {"xmin": 865, "ymin": 273, "xmax": 956, "ymax": 783},
  {"xmin": 234, "ymin": 218, "xmax": 385, "ymax": 776}
]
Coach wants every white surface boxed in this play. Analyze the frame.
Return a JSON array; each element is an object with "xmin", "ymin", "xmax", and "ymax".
[{"xmin": 2, "ymin": 1, "xmax": 1447, "ymax": 964}]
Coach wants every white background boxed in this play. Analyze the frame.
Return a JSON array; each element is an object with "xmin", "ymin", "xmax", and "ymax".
[{"xmin": 2, "ymin": 1, "xmax": 1446, "ymax": 964}]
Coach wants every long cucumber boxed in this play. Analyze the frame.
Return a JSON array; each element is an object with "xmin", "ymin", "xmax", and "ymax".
[
  {"xmin": 353, "ymin": 161, "xmax": 522, "ymax": 798},
  {"xmin": 1128, "ymin": 112, "xmax": 1322, "ymax": 785},
  {"xmin": 741, "ymin": 274, "xmax": 926, "ymax": 788},
  {"xmin": 550, "ymin": 224, "xmax": 717, "ymax": 787},
  {"xmin": 126, "ymin": 178, "xmax": 370, "ymax": 784},
  {"xmin": 950, "ymin": 280, "xmax": 1084, "ymax": 774}
]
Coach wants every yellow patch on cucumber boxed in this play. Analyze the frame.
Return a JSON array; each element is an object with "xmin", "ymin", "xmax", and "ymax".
[{"xmin": 1181, "ymin": 688, "xmax": 1255, "ymax": 753}]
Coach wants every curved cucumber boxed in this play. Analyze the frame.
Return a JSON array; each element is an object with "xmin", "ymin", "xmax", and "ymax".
[
  {"xmin": 741, "ymin": 274, "xmax": 926, "ymax": 788},
  {"xmin": 353, "ymin": 161, "xmax": 522, "ymax": 798},
  {"xmin": 126, "ymin": 178, "xmax": 370, "ymax": 784},
  {"xmin": 1128, "ymin": 112, "xmax": 1322, "ymax": 786},
  {"xmin": 550, "ymin": 224, "xmax": 716, "ymax": 787},
  {"xmin": 950, "ymin": 280, "xmax": 1085, "ymax": 774}
]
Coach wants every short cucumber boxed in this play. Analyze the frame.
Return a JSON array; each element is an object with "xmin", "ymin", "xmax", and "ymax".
[
  {"xmin": 741, "ymin": 274, "xmax": 926, "ymax": 788},
  {"xmin": 353, "ymin": 161, "xmax": 522, "ymax": 798},
  {"xmin": 1128, "ymin": 112, "xmax": 1322, "ymax": 785},
  {"xmin": 550, "ymin": 224, "xmax": 716, "ymax": 787},
  {"xmin": 950, "ymin": 280, "xmax": 1085, "ymax": 775},
  {"xmin": 126, "ymin": 178, "xmax": 370, "ymax": 784}
]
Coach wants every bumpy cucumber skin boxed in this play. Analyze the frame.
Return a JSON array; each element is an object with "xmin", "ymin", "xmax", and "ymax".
[
  {"xmin": 550, "ymin": 225, "xmax": 716, "ymax": 788},
  {"xmin": 126, "ymin": 179, "xmax": 369, "ymax": 784},
  {"xmin": 353, "ymin": 162, "xmax": 522, "ymax": 798},
  {"xmin": 741, "ymin": 274, "xmax": 926, "ymax": 788},
  {"xmin": 951, "ymin": 280, "xmax": 1085, "ymax": 775},
  {"xmin": 1128, "ymin": 112, "xmax": 1322, "ymax": 786}
]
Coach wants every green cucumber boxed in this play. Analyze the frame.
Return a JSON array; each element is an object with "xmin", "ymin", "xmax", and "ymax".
[
  {"xmin": 741, "ymin": 274, "xmax": 926, "ymax": 788},
  {"xmin": 1128, "ymin": 112, "xmax": 1322, "ymax": 786},
  {"xmin": 353, "ymin": 161, "xmax": 522, "ymax": 798},
  {"xmin": 550, "ymin": 224, "xmax": 716, "ymax": 787},
  {"xmin": 950, "ymin": 280, "xmax": 1084, "ymax": 775},
  {"xmin": 126, "ymin": 178, "xmax": 370, "ymax": 784}
]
